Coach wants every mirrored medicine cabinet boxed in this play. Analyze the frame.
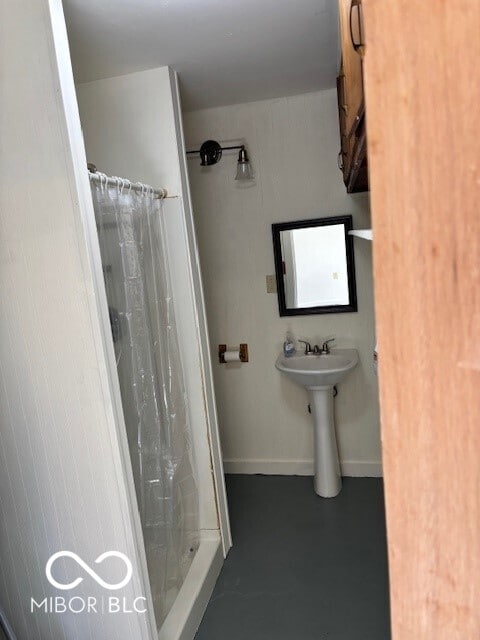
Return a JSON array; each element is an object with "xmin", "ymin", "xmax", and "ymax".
[{"xmin": 271, "ymin": 215, "xmax": 358, "ymax": 316}]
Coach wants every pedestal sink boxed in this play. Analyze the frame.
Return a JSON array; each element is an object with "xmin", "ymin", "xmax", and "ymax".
[{"xmin": 275, "ymin": 349, "xmax": 359, "ymax": 498}]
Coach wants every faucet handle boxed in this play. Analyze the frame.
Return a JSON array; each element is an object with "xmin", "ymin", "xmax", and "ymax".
[
  {"xmin": 298, "ymin": 339, "xmax": 313, "ymax": 355},
  {"xmin": 321, "ymin": 338, "xmax": 335, "ymax": 354}
]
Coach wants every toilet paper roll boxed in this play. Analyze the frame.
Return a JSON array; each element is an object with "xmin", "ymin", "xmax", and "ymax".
[{"xmin": 223, "ymin": 350, "xmax": 241, "ymax": 362}]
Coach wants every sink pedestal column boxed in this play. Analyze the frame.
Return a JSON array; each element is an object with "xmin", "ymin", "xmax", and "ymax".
[{"xmin": 309, "ymin": 387, "xmax": 342, "ymax": 498}]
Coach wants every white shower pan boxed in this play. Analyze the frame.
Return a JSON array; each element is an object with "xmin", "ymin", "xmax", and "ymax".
[{"xmin": 158, "ymin": 535, "xmax": 223, "ymax": 640}]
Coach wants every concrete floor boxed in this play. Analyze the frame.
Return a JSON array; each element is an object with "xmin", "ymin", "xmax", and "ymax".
[{"xmin": 195, "ymin": 475, "xmax": 390, "ymax": 640}]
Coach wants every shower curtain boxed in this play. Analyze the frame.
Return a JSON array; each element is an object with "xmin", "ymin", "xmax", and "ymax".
[{"xmin": 90, "ymin": 178, "xmax": 199, "ymax": 627}]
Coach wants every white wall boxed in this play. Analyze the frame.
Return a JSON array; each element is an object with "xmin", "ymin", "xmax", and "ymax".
[
  {"xmin": 183, "ymin": 90, "xmax": 382, "ymax": 476},
  {"xmin": 76, "ymin": 68, "xmax": 230, "ymax": 542},
  {"xmin": 76, "ymin": 68, "xmax": 182, "ymax": 194},
  {"xmin": 0, "ymin": 2, "xmax": 155, "ymax": 638}
]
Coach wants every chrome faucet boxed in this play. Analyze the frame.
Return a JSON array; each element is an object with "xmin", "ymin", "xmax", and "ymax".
[
  {"xmin": 320, "ymin": 338, "xmax": 335, "ymax": 355},
  {"xmin": 299, "ymin": 338, "xmax": 335, "ymax": 355},
  {"xmin": 298, "ymin": 340, "xmax": 313, "ymax": 355}
]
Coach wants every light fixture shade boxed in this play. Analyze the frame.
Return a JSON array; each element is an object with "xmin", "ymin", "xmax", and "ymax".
[
  {"xmin": 235, "ymin": 146, "xmax": 254, "ymax": 180},
  {"xmin": 235, "ymin": 161, "xmax": 254, "ymax": 180}
]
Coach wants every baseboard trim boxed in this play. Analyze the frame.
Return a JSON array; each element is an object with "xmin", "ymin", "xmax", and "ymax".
[
  {"xmin": 222, "ymin": 458, "xmax": 383, "ymax": 478},
  {"xmin": 341, "ymin": 461, "xmax": 383, "ymax": 477}
]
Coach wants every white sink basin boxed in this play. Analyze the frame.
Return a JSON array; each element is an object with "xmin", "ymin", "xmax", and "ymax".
[{"xmin": 275, "ymin": 349, "xmax": 359, "ymax": 389}]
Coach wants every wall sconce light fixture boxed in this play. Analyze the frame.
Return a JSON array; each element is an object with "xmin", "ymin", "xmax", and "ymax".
[{"xmin": 186, "ymin": 139, "xmax": 254, "ymax": 181}]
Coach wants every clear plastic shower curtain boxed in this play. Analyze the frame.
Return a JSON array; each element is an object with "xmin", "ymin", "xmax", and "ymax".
[{"xmin": 90, "ymin": 179, "xmax": 199, "ymax": 627}]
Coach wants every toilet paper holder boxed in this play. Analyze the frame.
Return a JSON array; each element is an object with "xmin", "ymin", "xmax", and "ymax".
[{"xmin": 219, "ymin": 344, "xmax": 249, "ymax": 363}]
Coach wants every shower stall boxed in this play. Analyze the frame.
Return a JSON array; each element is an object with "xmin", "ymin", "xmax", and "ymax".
[{"xmin": 75, "ymin": 67, "xmax": 231, "ymax": 638}]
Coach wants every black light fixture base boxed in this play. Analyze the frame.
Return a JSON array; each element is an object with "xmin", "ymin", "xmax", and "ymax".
[{"xmin": 199, "ymin": 140, "xmax": 222, "ymax": 166}]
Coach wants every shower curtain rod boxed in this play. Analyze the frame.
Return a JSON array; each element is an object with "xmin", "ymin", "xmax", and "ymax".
[{"xmin": 88, "ymin": 167, "xmax": 169, "ymax": 199}]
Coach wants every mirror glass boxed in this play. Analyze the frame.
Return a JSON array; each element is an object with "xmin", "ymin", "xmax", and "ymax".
[{"xmin": 272, "ymin": 216, "xmax": 357, "ymax": 316}]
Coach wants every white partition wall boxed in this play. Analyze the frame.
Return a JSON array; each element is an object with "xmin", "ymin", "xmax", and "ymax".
[{"xmin": 0, "ymin": 1, "xmax": 156, "ymax": 639}]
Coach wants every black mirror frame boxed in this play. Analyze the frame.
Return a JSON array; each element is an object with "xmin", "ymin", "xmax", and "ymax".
[{"xmin": 271, "ymin": 215, "xmax": 358, "ymax": 316}]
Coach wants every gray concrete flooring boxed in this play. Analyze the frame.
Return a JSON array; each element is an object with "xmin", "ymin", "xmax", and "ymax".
[{"xmin": 195, "ymin": 475, "xmax": 390, "ymax": 640}]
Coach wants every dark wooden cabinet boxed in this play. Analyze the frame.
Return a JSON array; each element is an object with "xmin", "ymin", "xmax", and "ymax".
[{"xmin": 337, "ymin": 0, "xmax": 368, "ymax": 193}]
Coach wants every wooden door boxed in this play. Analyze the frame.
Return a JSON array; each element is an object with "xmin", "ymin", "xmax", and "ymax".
[{"xmin": 362, "ymin": 1, "xmax": 480, "ymax": 638}]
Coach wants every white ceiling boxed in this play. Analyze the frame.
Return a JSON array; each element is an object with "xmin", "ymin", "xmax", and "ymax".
[{"xmin": 63, "ymin": 0, "xmax": 339, "ymax": 112}]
